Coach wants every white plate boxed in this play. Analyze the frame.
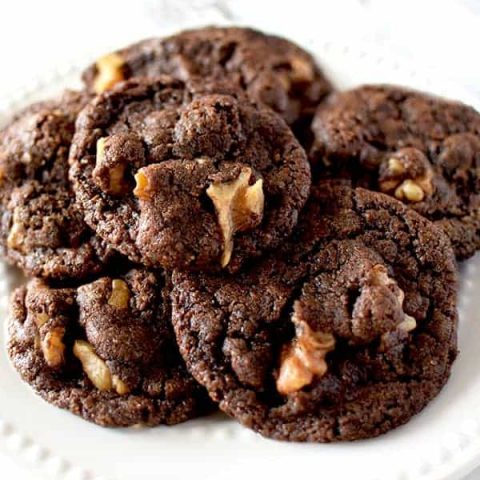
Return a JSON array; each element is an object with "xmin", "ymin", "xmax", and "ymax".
[{"xmin": 1, "ymin": 24, "xmax": 480, "ymax": 480}]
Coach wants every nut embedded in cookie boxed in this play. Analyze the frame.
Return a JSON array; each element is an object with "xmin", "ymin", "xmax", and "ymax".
[
  {"xmin": 93, "ymin": 53, "xmax": 125, "ymax": 94},
  {"xmin": 351, "ymin": 263, "xmax": 417, "ymax": 344},
  {"xmin": 93, "ymin": 134, "xmax": 145, "ymax": 196},
  {"xmin": 276, "ymin": 301, "xmax": 335, "ymax": 395},
  {"xmin": 41, "ymin": 327, "xmax": 66, "ymax": 368},
  {"xmin": 379, "ymin": 148, "xmax": 434, "ymax": 203},
  {"xmin": 287, "ymin": 55, "xmax": 316, "ymax": 84},
  {"xmin": 108, "ymin": 279, "xmax": 130, "ymax": 309},
  {"xmin": 73, "ymin": 339, "xmax": 129, "ymax": 394},
  {"xmin": 206, "ymin": 167, "xmax": 264, "ymax": 267},
  {"xmin": 94, "ymin": 138, "xmax": 126, "ymax": 195},
  {"xmin": 7, "ymin": 208, "xmax": 26, "ymax": 252},
  {"xmin": 133, "ymin": 170, "xmax": 152, "ymax": 200}
]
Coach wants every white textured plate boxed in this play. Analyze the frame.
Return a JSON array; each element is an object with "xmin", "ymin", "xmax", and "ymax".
[{"xmin": 1, "ymin": 27, "xmax": 480, "ymax": 480}]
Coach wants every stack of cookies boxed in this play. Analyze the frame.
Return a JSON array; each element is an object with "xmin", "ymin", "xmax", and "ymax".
[{"xmin": 4, "ymin": 26, "xmax": 476, "ymax": 442}]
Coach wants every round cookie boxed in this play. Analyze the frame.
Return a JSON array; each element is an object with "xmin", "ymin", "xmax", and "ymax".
[
  {"xmin": 7, "ymin": 268, "xmax": 212, "ymax": 427},
  {"xmin": 70, "ymin": 76, "xmax": 311, "ymax": 272},
  {"xmin": 310, "ymin": 85, "xmax": 480, "ymax": 260},
  {"xmin": 0, "ymin": 91, "xmax": 115, "ymax": 280},
  {"xmin": 82, "ymin": 26, "xmax": 332, "ymax": 137},
  {"xmin": 171, "ymin": 182, "xmax": 458, "ymax": 442}
]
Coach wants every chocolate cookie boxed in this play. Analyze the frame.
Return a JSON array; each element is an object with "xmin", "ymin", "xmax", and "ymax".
[
  {"xmin": 70, "ymin": 77, "xmax": 310, "ymax": 272},
  {"xmin": 82, "ymin": 26, "xmax": 332, "ymax": 136},
  {"xmin": 310, "ymin": 85, "xmax": 480, "ymax": 260},
  {"xmin": 7, "ymin": 268, "xmax": 212, "ymax": 427},
  {"xmin": 0, "ymin": 91, "xmax": 114, "ymax": 280},
  {"xmin": 171, "ymin": 182, "xmax": 458, "ymax": 442}
]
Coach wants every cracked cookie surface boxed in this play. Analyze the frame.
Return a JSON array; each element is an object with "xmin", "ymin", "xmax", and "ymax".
[
  {"xmin": 7, "ymin": 268, "xmax": 212, "ymax": 427},
  {"xmin": 0, "ymin": 91, "xmax": 115, "ymax": 280},
  {"xmin": 70, "ymin": 77, "xmax": 310, "ymax": 272},
  {"xmin": 171, "ymin": 181, "xmax": 458, "ymax": 442},
  {"xmin": 82, "ymin": 26, "xmax": 332, "ymax": 137},
  {"xmin": 310, "ymin": 85, "xmax": 480, "ymax": 260}
]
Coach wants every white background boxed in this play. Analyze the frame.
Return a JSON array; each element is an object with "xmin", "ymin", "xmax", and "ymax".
[{"xmin": 1, "ymin": 0, "xmax": 480, "ymax": 478}]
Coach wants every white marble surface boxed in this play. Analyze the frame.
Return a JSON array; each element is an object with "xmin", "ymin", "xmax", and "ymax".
[{"xmin": 1, "ymin": 0, "xmax": 479, "ymax": 478}]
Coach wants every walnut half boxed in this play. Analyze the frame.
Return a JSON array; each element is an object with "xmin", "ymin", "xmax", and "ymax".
[
  {"xmin": 73, "ymin": 340, "xmax": 129, "ymax": 395},
  {"xmin": 206, "ymin": 167, "xmax": 264, "ymax": 267},
  {"xmin": 276, "ymin": 303, "xmax": 335, "ymax": 395}
]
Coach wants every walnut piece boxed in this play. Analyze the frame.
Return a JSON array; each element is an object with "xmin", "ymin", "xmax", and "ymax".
[
  {"xmin": 7, "ymin": 208, "xmax": 25, "ymax": 252},
  {"xmin": 108, "ymin": 279, "xmax": 130, "ymax": 309},
  {"xmin": 206, "ymin": 167, "xmax": 264, "ymax": 267},
  {"xmin": 289, "ymin": 56, "xmax": 315, "ymax": 83},
  {"xmin": 112, "ymin": 375, "xmax": 130, "ymax": 395},
  {"xmin": 379, "ymin": 154, "xmax": 434, "ymax": 203},
  {"xmin": 276, "ymin": 303, "xmax": 335, "ymax": 395},
  {"xmin": 386, "ymin": 157, "xmax": 406, "ymax": 176},
  {"xmin": 133, "ymin": 170, "xmax": 152, "ymax": 200},
  {"xmin": 370, "ymin": 263, "xmax": 400, "ymax": 292},
  {"xmin": 371, "ymin": 264, "xmax": 417, "ymax": 333},
  {"xmin": 397, "ymin": 315, "xmax": 417, "ymax": 332},
  {"xmin": 93, "ymin": 53, "xmax": 125, "ymax": 94},
  {"xmin": 73, "ymin": 340, "xmax": 130, "ymax": 394},
  {"xmin": 94, "ymin": 137, "xmax": 128, "ymax": 195},
  {"xmin": 41, "ymin": 327, "xmax": 66, "ymax": 368},
  {"xmin": 394, "ymin": 179, "xmax": 426, "ymax": 202}
]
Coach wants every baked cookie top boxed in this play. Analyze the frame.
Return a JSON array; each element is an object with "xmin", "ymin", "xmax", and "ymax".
[
  {"xmin": 70, "ymin": 77, "xmax": 311, "ymax": 272},
  {"xmin": 0, "ymin": 91, "xmax": 114, "ymax": 280},
  {"xmin": 310, "ymin": 85, "xmax": 480, "ymax": 260},
  {"xmin": 82, "ymin": 26, "xmax": 332, "ymax": 134},
  {"xmin": 171, "ymin": 182, "xmax": 458, "ymax": 442},
  {"xmin": 7, "ymin": 268, "xmax": 212, "ymax": 427}
]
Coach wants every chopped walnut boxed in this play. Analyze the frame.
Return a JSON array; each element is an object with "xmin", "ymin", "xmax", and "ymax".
[
  {"xmin": 370, "ymin": 264, "xmax": 401, "ymax": 294},
  {"xmin": 41, "ymin": 327, "xmax": 66, "ymax": 368},
  {"xmin": 289, "ymin": 56, "xmax": 315, "ymax": 83},
  {"xmin": 397, "ymin": 315, "xmax": 417, "ymax": 332},
  {"xmin": 7, "ymin": 208, "xmax": 25, "ymax": 252},
  {"xmin": 371, "ymin": 264, "xmax": 417, "ymax": 334},
  {"xmin": 112, "ymin": 375, "xmax": 130, "ymax": 395},
  {"xmin": 386, "ymin": 157, "xmax": 406, "ymax": 176},
  {"xmin": 276, "ymin": 303, "xmax": 335, "ymax": 395},
  {"xmin": 379, "ymin": 149, "xmax": 434, "ymax": 203},
  {"xmin": 93, "ymin": 137, "xmax": 129, "ymax": 195},
  {"xmin": 133, "ymin": 170, "xmax": 152, "ymax": 200},
  {"xmin": 108, "ymin": 279, "xmax": 130, "ymax": 309},
  {"xmin": 93, "ymin": 53, "xmax": 125, "ymax": 94},
  {"xmin": 394, "ymin": 179, "xmax": 426, "ymax": 202},
  {"xmin": 206, "ymin": 167, "xmax": 264, "ymax": 267},
  {"xmin": 73, "ymin": 340, "xmax": 130, "ymax": 394}
]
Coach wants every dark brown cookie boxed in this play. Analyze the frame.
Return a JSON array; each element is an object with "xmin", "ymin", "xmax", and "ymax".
[
  {"xmin": 171, "ymin": 181, "xmax": 458, "ymax": 442},
  {"xmin": 70, "ymin": 77, "xmax": 310, "ymax": 272},
  {"xmin": 310, "ymin": 85, "xmax": 480, "ymax": 260},
  {"xmin": 7, "ymin": 268, "xmax": 212, "ymax": 427},
  {"xmin": 82, "ymin": 27, "xmax": 332, "ymax": 137},
  {"xmin": 0, "ymin": 91, "xmax": 115, "ymax": 280}
]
